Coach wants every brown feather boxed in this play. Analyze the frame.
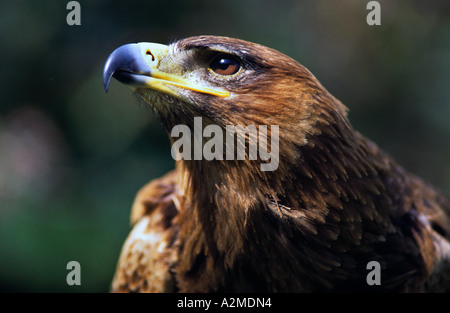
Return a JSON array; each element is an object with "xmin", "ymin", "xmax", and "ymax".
[{"xmin": 109, "ymin": 36, "xmax": 450, "ymax": 292}]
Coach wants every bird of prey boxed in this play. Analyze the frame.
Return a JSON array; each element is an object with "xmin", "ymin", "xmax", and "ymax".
[{"xmin": 103, "ymin": 35, "xmax": 450, "ymax": 292}]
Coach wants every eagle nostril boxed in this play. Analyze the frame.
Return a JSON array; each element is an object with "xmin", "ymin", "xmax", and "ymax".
[{"xmin": 146, "ymin": 50, "xmax": 155, "ymax": 62}]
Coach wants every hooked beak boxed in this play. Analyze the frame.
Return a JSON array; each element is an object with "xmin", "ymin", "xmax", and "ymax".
[{"xmin": 103, "ymin": 43, "xmax": 230, "ymax": 98}]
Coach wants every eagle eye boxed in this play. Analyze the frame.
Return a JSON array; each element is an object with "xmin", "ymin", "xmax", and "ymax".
[{"xmin": 209, "ymin": 54, "xmax": 241, "ymax": 76}]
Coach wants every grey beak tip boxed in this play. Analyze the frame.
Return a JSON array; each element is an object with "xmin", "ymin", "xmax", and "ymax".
[
  {"xmin": 103, "ymin": 74, "xmax": 111, "ymax": 93},
  {"xmin": 103, "ymin": 55, "xmax": 115, "ymax": 93},
  {"xmin": 102, "ymin": 43, "xmax": 142, "ymax": 94}
]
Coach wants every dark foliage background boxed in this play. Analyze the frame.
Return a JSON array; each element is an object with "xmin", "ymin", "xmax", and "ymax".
[{"xmin": 0, "ymin": 0, "xmax": 448, "ymax": 292}]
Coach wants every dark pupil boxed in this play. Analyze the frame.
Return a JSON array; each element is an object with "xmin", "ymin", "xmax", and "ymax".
[
  {"xmin": 217, "ymin": 58, "xmax": 234, "ymax": 70},
  {"xmin": 210, "ymin": 54, "xmax": 240, "ymax": 75}
]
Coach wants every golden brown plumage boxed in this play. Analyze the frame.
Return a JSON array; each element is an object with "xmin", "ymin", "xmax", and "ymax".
[{"xmin": 103, "ymin": 35, "xmax": 450, "ymax": 292}]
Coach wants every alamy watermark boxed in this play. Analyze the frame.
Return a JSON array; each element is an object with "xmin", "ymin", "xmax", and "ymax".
[
  {"xmin": 67, "ymin": 1, "xmax": 380, "ymax": 27},
  {"xmin": 66, "ymin": 1, "xmax": 81, "ymax": 26},
  {"xmin": 66, "ymin": 261, "xmax": 81, "ymax": 286},
  {"xmin": 170, "ymin": 117, "xmax": 279, "ymax": 172},
  {"xmin": 367, "ymin": 1, "xmax": 381, "ymax": 26},
  {"xmin": 366, "ymin": 260, "xmax": 381, "ymax": 285}
]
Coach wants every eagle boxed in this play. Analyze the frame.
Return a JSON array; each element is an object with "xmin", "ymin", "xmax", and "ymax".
[{"xmin": 103, "ymin": 35, "xmax": 450, "ymax": 292}]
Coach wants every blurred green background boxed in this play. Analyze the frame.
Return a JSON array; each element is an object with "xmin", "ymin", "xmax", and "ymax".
[{"xmin": 0, "ymin": 0, "xmax": 449, "ymax": 292}]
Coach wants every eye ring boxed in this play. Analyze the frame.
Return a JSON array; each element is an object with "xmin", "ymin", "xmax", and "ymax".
[{"xmin": 209, "ymin": 53, "xmax": 241, "ymax": 76}]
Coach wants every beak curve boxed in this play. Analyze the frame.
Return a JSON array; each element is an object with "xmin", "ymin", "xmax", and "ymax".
[
  {"xmin": 103, "ymin": 43, "xmax": 167, "ymax": 93},
  {"xmin": 103, "ymin": 42, "xmax": 230, "ymax": 98}
]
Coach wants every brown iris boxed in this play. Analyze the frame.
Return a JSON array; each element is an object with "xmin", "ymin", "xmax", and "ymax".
[{"xmin": 209, "ymin": 54, "xmax": 241, "ymax": 75}]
